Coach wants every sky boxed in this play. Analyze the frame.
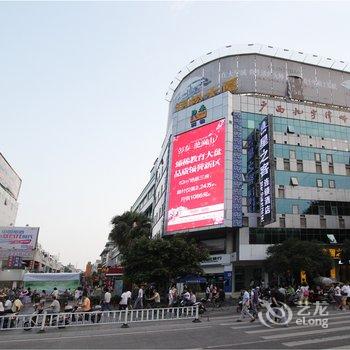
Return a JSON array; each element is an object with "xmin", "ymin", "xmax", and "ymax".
[{"xmin": 0, "ymin": 1, "xmax": 349, "ymax": 269}]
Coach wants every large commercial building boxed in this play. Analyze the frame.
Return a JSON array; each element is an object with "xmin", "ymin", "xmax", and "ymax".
[
  {"xmin": 132, "ymin": 44, "xmax": 350, "ymax": 293},
  {"xmin": 0, "ymin": 153, "xmax": 21, "ymax": 226}
]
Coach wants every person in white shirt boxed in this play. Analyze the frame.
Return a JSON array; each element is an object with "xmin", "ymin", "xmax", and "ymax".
[
  {"xmin": 51, "ymin": 287, "xmax": 59, "ymax": 299},
  {"xmin": 119, "ymin": 290, "xmax": 131, "ymax": 310},
  {"xmin": 168, "ymin": 287, "xmax": 174, "ymax": 307},
  {"xmin": 237, "ymin": 289, "xmax": 255, "ymax": 322},
  {"xmin": 4, "ymin": 299, "xmax": 12, "ymax": 313},
  {"xmin": 190, "ymin": 291, "xmax": 197, "ymax": 304},
  {"xmin": 103, "ymin": 288, "xmax": 112, "ymax": 311},
  {"xmin": 133, "ymin": 285, "xmax": 144, "ymax": 309},
  {"xmin": 0, "ymin": 299, "xmax": 4, "ymax": 315},
  {"xmin": 341, "ymin": 283, "xmax": 350, "ymax": 310}
]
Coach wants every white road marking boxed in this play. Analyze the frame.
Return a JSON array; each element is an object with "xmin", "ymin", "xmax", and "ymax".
[
  {"xmin": 0, "ymin": 325, "xmax": 213, "ymax": 344},
  {"xmin": 262, "ymin": 325, "xmax": 350, "ymax": 340},
  {"xmin": 283, "ymin": 334, "xmax": 350, "ymax": 347},
  {"xmin": 246, "ymin": 318, "xmax": 350, "ymax": 334}
]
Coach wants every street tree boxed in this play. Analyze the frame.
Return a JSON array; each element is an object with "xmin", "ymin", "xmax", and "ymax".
[
  {"xmin": 265, "ymin": 238, "xmax": 333, "ymax": 284},
  {"xmin": 341, "ymin": 239, "xmax": 350, "ymax": 264},
  {"xmin": 120, "ymin": 236, "xmax": 209, "ymax": 291},
  {"xmin": 109, "ymin": 211, "xmax": 152, "ymax": 252}
]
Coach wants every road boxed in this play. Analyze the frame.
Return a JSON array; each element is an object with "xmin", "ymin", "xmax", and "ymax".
[{"xmin": 1, "ymin": 307, "xmax": 350, "ymax": 349}]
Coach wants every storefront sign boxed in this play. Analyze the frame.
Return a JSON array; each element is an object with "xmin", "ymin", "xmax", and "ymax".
[
  {"xmin": 258, "ymin": 116, "xmax": 276, "ymax": 226},
  {"xmin": 202, "ymin": 254, "xmax": 230, "ymax": 266}
]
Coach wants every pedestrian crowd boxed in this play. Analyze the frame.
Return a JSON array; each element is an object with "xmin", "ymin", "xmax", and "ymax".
[{"xmin": 236, "ymin": 280, "xmax": 350, "ymax": 323}]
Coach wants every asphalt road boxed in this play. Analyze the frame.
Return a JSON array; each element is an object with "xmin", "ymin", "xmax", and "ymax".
[{"xmin": 1, "ymin": 307, "xmax": 350, "ymax": 349}]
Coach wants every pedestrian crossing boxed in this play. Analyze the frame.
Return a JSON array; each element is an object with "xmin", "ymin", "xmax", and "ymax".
[{"xmin": 217, "ymin": 311, "xmax": 350, "ymax": 349}]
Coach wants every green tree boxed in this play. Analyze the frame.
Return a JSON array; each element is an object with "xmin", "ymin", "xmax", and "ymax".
[
  {"xmin": 341, "ymin": 239, "xmax": 350, "ymax": 264},
  {"xmin": 120, "ymin": 236, "xmax": 209, "ymax": 291},
  {"xmin": 265, "ymin": 239, "xmax": 333, "ymax": 283},
  {"xmin": 109, "ymin": 211, "xmax": 152, "ymax": 252}
]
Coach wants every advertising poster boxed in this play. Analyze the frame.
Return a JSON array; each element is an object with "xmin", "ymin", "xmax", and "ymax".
[
  {"xmin": 167, "ymin": 119, "xmax": 226, "ymax": 232},
  {"xmin": 0, "ymin": 227, "xmax": 39, "ymax": 260}
]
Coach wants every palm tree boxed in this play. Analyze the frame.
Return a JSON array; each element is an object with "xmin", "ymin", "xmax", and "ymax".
[{"xmin": 109, "ymin": 211, "xmax": 152, "ymax": 252}]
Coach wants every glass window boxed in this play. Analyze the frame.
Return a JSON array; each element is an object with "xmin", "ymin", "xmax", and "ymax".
[
  {"xmin": 329, "ymin": 165, "xmax": 334, "ymax": 174},
  {"xmin": 247, "ymin": 120, "xmax": 255, "ymax": 129},
  {"xmin": 290, "ymin": 150, "xmax": 296, "ymax": 159},
  {"xmin": 243, "ymin": 217, "xmax": 249, "ymax": 227},
  {"xmin": 300, "ymin": 216, "xmax": 307, "ymax": 228},
  {"xmin": 346, "ymin": 165, "xmax": 350, "ymax": 176},
  {"xmin": 291, "ymin": 177, "xmax": 299, "ymax": 186},
  {"xmin": 279, "ymin": 217, "xmax": 286, "ymax": 228},
  {"xmin": 329, "ymin": 180, "xmax": 336, "ymax": 188},
  {"xmin": 315, "ymin": 153, "xmax": 321, "ymax": 162},
  {"xmin": 339, "ymin": 217, "xmax": 345, "ymax": 229},
  {"xmin": 318, "ymin": 206, "xmax": 325, "ymax": 215},
  {"xmin": 331, "ymin": 206, "xmax": 338, "ymax": 215},
  {"xmin": 292, "ymin": 205, "xmax": 299, "ymax": 214},
  {"xmin": 327, "ymin": 154, "xmax": 333, "ymax": 163},
  {"xmin": 278, "ymin": 186, "xmax": 285, "ymax": 198},
  {"xmin": 287, "ymin": 125, "xmax": 295, "ymax": 133},
  {"xmin": 284, "ymin": 159, "xmax": 290, "ymax": 171},
  {"xmin": 320, "ymin": 217, "xmax": 327, "ymax": 229},
  {"xmin": 297, "ymin": 160, "xmax": 303, "ymax": 172},
  {"xmin": 316, "ymin": 162, "xmax": 322, "ymax": 173},
  {"xmin": 316, "ymin": 179, "xmax": 323, "ymax": 188}
]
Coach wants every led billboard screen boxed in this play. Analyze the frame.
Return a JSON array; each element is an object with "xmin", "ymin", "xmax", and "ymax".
[{"xmin": 166, "ymin": 119, "xmax": 225, "ymax": 232}]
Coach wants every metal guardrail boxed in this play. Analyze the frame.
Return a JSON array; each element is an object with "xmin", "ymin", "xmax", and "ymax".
[{"xmin": 0, "ymin": 305, "xmax": 200, "ymax": 332}]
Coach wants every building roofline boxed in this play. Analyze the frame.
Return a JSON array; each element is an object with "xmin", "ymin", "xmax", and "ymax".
[{"xmin": 165, "ymin": 43, "xmax": 349, "ymax": 102}]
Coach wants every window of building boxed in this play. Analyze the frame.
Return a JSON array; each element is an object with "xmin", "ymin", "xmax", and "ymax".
[
  {"xmin": 297, "ymin": 160, "xmax": 303, "ymax": 172},
  {"xmin": 331, "ymin": 206, "xmax": 338, "ymax": 215},
  {"xmin": 318, "ymin": 206, "xmax": 325, "ymax": 215},
  {"xmin": 279, "ymin": 217, "xmax": 286, "ymax": 228},
  {"xmin": 300, "ymin": 216, "xmax": 307, "ymax": 228},
  {"xmin": 316, "ymin": 162, "xmax": 322, "ymax": 173},
  {"xmin": 283, "ymin": 158, "xmax": 290, "ymax": 171},
  {"xmin": 278, "ymin": 185, "xmax": 285, "ymax": 198},
  {"xmin": 315, "ymin": 153, "xmax": 321, "ymax": 162},
  {"xmin": 287, "ymin": 125, "xmax": 295, "ymax": 134},
  {"xmin": 290, "ymin": 177, "xmax": 299, "ymax": 186},
  {"xmin": 339, "ymin": 217, "xmax": 345, "ymax": 229},
  {"xmin": 327, "ymin": 154, "xmax": 333, "ymax": 163},
  {"xmin": 320, "ymin": 217, "xmax": 327, "ymax": 229},
  {"xmin": 346, "ymin": 164, "xmax": 350, "ymax": 176},
  {"xmin": 247, "ymin": 120, "xmax": 255, "ymax": 129},
  {"xmin": 292, "ymin": 205, "xmax": 299, "ymax": 214},
  {"xmin": 316, "ymin": 179, "xmax": 323, "ymax": 188},
  {"xmin": 290, "ymin": 150, "xmax": 296, "ymax": 159},
  {"xmin": 329, "ymin": 164, "xmax": 334, "ymax": 174},
  {"xmin": 243, "ymin": 216, "xmax": 249, "ymax": 227},
  {"xmin": 329, "ymin": 180, "xmax": 336, "ymax": 188}
]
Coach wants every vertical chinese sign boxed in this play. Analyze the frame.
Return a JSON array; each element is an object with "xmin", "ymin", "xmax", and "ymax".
[
  {"xmin": 247, "ymin": 131, "xmax": 258, "ymax": 213},
  {"xmin": 259, "ymin": 115, "xmax": 276, "ymax": 226},
  {"xmin": 232, "ymin": 112, "xmax": 243, "ymax": 227},
  {"xmin": 166, "ymin": 119, "xmax": 226, "ymax": 232}
]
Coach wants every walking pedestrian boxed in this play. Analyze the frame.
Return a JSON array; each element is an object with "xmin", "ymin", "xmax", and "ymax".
[
  {"xmin": 103, "ymin": 287, "xmax": 112, "ymax": 311},
  {"xmin": 119, "ymin": 289, "xmax": 131, "ymax": 310},
  {"xmin": 133, "ymin": 285, "xmax": 144, "ymax": 309},
  {"xmin": 237, "ymin": 289, "xmax": 255, "ymax": 322}
]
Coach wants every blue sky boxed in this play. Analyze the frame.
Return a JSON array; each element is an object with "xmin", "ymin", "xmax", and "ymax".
[{"xmin": 0, "ymin": 1, "xmax": 349, "ymax": 268}]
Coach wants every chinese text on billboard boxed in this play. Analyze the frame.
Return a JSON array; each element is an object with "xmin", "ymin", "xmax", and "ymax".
[
  {"xmin": 259, "ymin": 116, "xmax": 276, "ymax": 225},
  {"xmin": 167, "ymin": 119, "xmax": 225, "ymax": 232}
]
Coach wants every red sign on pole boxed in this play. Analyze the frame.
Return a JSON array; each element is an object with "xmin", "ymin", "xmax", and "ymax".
[{"xmin": 166, "ymin": 119, "xmax": 226, "ymax": 233}]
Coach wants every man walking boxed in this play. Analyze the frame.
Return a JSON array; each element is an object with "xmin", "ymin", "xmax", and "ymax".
[
  {"xmin": 103, "ymin": 287, "xmax": 112, "ymax": 311},
  {"xmin": 133, "ymin": 285, "xmax": 144, "ymax": 309},
  {"xmin": 237, "ymin": 288, "xmax": 255, "ymax": 322}
]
